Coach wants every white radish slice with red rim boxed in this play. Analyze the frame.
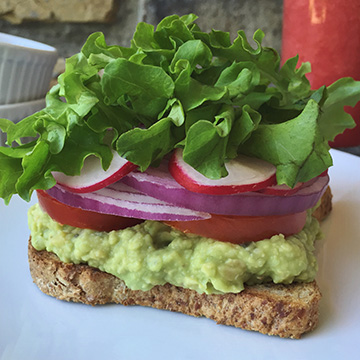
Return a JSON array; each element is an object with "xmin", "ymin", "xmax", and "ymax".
[
  {"xmin": 52, "ymin": 149, "xmax": 137, "ymax": 193},
  {"xmin": 121, "ymin": 160, "xmax": 330, "ymax": 216},
  {"xmin": 258, "ymin": 177, "xmax": 318, "ymax": 196},
  {"xmin": 46, "ymin": 182, "xmax": 210, "ymax": 221},
  {"xmin": 168, "ymin": 148, "xmax": 277, "ymax": 195},
  {"xmin": 258, "ymin": 169, "xmax": 328, "ymax": 196}
]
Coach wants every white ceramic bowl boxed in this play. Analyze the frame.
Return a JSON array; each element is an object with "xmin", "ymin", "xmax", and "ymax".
[
  {"xmin": 0, "ymin": 98, "xmax": 45, "ymax": 146},
  {"xmin": 0, "ymin": 32, "xmax": 58, "ymax": 105}
]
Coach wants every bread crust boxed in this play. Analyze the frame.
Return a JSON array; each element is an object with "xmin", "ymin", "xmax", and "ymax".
[{"xmin": 27, "ymin": 186, "xmax": 332, "ymax": 339}]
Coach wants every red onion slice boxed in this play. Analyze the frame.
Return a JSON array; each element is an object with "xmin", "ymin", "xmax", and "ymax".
[
  {"xmin": 258, "ymin": 177, "xmax": 318, "ymax": 196},
  {"xmin": 121, "ymin": 162, "xmax": 330, "ymax": 216},
  {"xmin": 46, "ymin": 182, "xmax": 211, "ymax": 221}
]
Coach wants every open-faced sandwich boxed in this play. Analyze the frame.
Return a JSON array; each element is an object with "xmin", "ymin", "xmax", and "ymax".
[{"xmin": 1, "ymin": 14, "xmax": 360, "ymax": 339}]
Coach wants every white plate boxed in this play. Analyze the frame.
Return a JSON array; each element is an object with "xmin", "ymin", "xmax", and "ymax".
[{"xmin": 0, "ymin": 149, "xmax": 359, "ymax": 360}]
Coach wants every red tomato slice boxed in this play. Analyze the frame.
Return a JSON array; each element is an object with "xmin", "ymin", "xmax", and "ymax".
[
  {"xmin": 36, "ymin": 190, "xmax": 143, "ymax": 232},
  {"xmin": 165, "ymin": 212, "xmax": 307, "ymax": 244}
]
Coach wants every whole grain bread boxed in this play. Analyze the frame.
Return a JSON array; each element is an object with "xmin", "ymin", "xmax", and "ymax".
[{"xmin": 27, "ymin": 186, "xmax": 332, "ymax": 339}]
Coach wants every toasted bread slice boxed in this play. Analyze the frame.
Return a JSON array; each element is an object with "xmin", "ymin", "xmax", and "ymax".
[
  {"xmin": 28, "ymin": 240, "xmax": 321, "ymax": 338},
  {"xmin": 27, "ymin": 187, "xmax": 332, "ymax": 339}
]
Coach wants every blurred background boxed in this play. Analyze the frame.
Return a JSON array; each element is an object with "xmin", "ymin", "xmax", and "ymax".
[{"xmin": 0, "ymin": 0, "xmax": 283, "ymax": 58}]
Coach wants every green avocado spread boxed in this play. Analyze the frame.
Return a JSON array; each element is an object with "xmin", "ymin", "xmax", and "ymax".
[{"xmin": 28, "ymin": 204, "xmax": 322, "ymax": 294}]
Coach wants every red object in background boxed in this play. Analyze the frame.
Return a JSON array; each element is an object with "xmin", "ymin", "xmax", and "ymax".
[{"xmin": 281, "ymin": 0, "xmax": 360, "ymax": 147}]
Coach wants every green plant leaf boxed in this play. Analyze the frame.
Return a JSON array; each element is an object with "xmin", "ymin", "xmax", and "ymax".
[
  {"xmin": 318, "ymin": 77, "xmax": 360, "ymax": 141},
  {"xmin": 116, "ymin": 117, "xmax": 184, "ymax": 170},
  {"xmin": 239, "ymin": 100, "xmax": 332, "ymax": 186},
  {"xmin": 102, "ymin": 58, "xmax": 175, "ymax": 117}
]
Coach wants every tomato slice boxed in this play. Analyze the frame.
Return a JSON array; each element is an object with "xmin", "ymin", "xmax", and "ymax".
[
  {"xmin": 165, "ymin": 212, "xmax": 307, "ymax": 244},
  {"xmin": 36, "ymin": 190, "xmax": 307, "ymax": 241},
  {"xmin": 36, "ymin": 190, "xmax": 143, "ymax": 232}
]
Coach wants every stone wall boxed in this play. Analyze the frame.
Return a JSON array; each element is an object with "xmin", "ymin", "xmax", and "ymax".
[{"xmin": 0, "ymin": 0, "xmax": 283, "ymax": 58}]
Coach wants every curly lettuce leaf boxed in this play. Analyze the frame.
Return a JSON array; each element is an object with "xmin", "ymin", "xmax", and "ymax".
[
  {"xmin": 239, "ymin": 100, "xmax": 332, "ymax": 186},
  {"xmin": 101, "ymin": 58, "xmax": 175, "ymax": 117},
  {"xmin": 116, "ymin": 117, "xmax": 184, "ymax": 170},
  {"xmin": 0, "ymin": 153, "xmax": 23, "ymax": 204},
  {"xmin": 182, "ymin": 104, "xmax": 235, "ymax": 179},
  {"xmin": 318, "ymin": 77, "xmax": 360, "ymax": 141}
]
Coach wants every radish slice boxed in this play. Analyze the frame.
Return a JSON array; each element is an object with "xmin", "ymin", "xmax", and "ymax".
[
  {"xmin": 121, "ymin": 161, "xmax": 330, "ymax": 216},
  {"xmin": 169, "ymin": 148, "xmax": 277, "ymax": 195},
  {"xmin": 258, "ymin": 182, "xmax": 304, "ymax": 196},
  {"xmin": 46, "ymin": 182, "xmax": 210, "ymax": 221},
  {"xmin": 52, "ymin": 150, "xmax": 137, "ymax": 193},
  {"xmin": 258, "ymin": 177, "xmax": 318, "ymax": 196}
]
